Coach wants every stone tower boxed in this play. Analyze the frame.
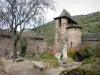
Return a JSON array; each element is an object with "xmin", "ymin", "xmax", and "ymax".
[
  {"xmin": 54, "ymin": 9, "xmax": 81, "ymax": 51},
  {"xmin": 67, "ymin": 26, "xmax": 82, "ymax": 48}
]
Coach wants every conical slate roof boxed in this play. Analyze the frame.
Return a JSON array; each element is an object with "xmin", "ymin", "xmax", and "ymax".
[
  {"xmin": 59, "ymin": 9, "xmax": 71, "ymax": 18},
  {"xmin": 54, "ymin": 9, "xmax": 77, "ymax": 24}
]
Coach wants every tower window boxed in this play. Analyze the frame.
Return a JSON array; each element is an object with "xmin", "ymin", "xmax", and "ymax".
[
  {"xmin": 68, "ymin": 19, "xmax": 73, "ymax": 25},
  {"xmin": 59, "ymin": 19, "xmax": 61, "ymax": 27},
  {"xmin": 71, "ymin": 41, "xmax": 73, "ymax": 45}
]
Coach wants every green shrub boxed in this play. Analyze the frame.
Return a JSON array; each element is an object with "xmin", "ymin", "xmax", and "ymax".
[
  {"xmin": 40, "ymin": 51, "xmax": 60, "ymax": 68},
  {"xmin": 60, "ymin": 68, "xmax": 100, "ymax": 75},
  {"xmin": 42, "ymin": 58, "xmax": 60, "ymax": 68},
  {"xmin": 68, "ymin": 47, "xmax": 91, "ymax": 61},
  {"xmin": 88, "ymin": 44, "xmax": 100, "ymax": 57},
  {"xmin": 60, "ymin": 68, "xmax": 85, "ymax": 75},
  {"xmin": 80, "ymin": 57, "xmax": 100, "ymax": 74},
  {"xmin": 66, "ymin": 58, "xmax": 73, "ymax": 63},
  {"xmin": 68, "ymin": 49, "xmax": 76, "ymax": 58},
  {"xmin": 60, "ymin": 70, "xmax": 69, "ymax": 75},
  {"xmin": 20, "ymin": 37, "xmax": 27, "ymax": 57},
  {"xmin": 79, "ymin": 49, "xmax": 91, "ymax": 59},
  {"xmin": 85, "ymin": 70, "xmax": 99, "ymax": 75},
  {"xmin": 74, "ymin": 51, "xmax": 83, "ymax": 62},
  {"xmin": 82, "ymin": 57, "xmax": 96, "ymax": 65},
  {"xmin": 40, "ymin": 52, "xmax": 56, "ymax": 59}
]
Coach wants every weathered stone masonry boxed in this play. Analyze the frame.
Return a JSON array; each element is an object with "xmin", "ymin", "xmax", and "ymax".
[{"xmin": 54, "ymin": 9, "xmax": 82, "ymax": 51}]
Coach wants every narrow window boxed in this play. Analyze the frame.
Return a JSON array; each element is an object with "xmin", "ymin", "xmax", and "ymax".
[
  {"xmin": 59, "ymin": 19, "xmax": 61, "ymax": 27},
  {"xmin": 71, "ymin": 41, "xmax": 73, "ymax": 45}
]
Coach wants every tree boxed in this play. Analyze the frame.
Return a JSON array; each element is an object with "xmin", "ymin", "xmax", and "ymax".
[{"xmin": 0, "ymin": 0, "xmax": 55, "ymax": 59}]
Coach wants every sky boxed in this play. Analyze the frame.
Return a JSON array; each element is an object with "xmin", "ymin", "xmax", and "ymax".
[{"xmin": 45, "ymin": 0, "xmax": 100, "ymax": 22}]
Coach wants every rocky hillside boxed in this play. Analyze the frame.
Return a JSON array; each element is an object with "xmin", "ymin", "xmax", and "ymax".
[{"xmin": 31, "ymin": 11, "xmax": 100, "ymax": 46}]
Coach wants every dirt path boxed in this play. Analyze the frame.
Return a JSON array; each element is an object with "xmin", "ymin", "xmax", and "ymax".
[
  {"xmin": 3, "ymin": 59, "xmax": 81, "ymax": 75},
  {"xmin": 43, "ymin": 67, "xmax": 65, "ymax": 75},
  {"xmin": 4, "ymin": 60, "xmax": 43, "ymax": 75},
  {"xmin": 43, "ymin": 62, "xmax": 82, "ymax": 75}
]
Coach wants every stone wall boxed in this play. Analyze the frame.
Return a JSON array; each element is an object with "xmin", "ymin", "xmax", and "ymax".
[
  {"xmin": 55, "ymin": 19, "xmax": 61, "ymax": 51},
  {"xmin": 0, "ymin": 36, "xmax": 47, "ymax": 57},
  {"xmin": 26, "ymin": 38, "xmax": 47, "ymax": 53},
  {"xmin": 67, "ymin": 28, "xmax": 81, "ymax": 48},
  {"xmin": 55, "ymin": 18, "xmax": 69, "ymax": 51},
  {"xmin": 0, "ymin": 37, "xmax": 13, "ymax": 57},
  {"xmin": 82, "ymin": 40, "xmax": 100, "ymax": 48},
  {"xmin": 82, "ymin": 32, "xmax": 100, "ymax": 50}
]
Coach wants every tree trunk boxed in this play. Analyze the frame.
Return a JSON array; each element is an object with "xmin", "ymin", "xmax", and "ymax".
[
  {"xmin": 13, "ymin": 35, "xmax": 19, "ymax": 60},
  {"xmin": 13, "ymin": 44, "xmax": 17, "ymax": 59}
]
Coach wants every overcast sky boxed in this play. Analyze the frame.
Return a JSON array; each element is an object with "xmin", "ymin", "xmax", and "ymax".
[{"xmin": 45, "ymin": 0, "xmax": 100, "ymax": 22}]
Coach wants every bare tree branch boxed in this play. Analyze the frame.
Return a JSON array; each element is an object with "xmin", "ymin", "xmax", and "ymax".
[{"xmin": 0, "ymin": 0, "xmax": 55, "ymax": 59}]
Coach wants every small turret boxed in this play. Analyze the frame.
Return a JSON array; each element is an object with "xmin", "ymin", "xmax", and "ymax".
[{"xmin": 67, "ymin": 26, "xmax": 82, "ymax": 48}]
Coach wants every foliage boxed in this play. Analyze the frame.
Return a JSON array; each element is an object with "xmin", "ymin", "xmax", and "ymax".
[
  {"xmin": 20, "ymin": 38, "xmax": 27, "ymax": 57},
  {"xmin": 60, "ymin": 57, "xmax": 100, "ymax": 75},
  {"xmin": 68, "ymin": 49, "xmax": 76, "ymax": 58},
  {"xmin": 40, "ymin": 51, "xmax": 56, "ymax": 59},
  {"xmin": 60, "ymin": 68, "xmax": 100, "ymax": 75},
  {"xmin": 60, "ymin": 68, "xmax": 85, "ymax": 75},
  {"xmin": 73, "ymin": 51, "xmax": 83, "ymax": 62},
  {"xmin": 79, "ymin": 48, "xmax": 91, "ymax": 59},
  {"xmin": 77, "ymin": 12, "xmax": 100, "ymax": 34},
  {"xmin": 76, "ymin": 42, "xmax": 88, "ymax": 51},
  {"xmin": 67, "ymin": 42, "xmax": 91, "ymax": 61},
  {"xmin": 76, "ymin": 42, "xmax": 91, "ymax": 60},
  {"xmin": 66, "ymin": 58, "xmax": 73, "ymax": 63},
  {"xmin": 82, "ymin": 57, "xmax": 96, "ymax": 65},
  {"xmin": 88, "ymin": 44, "xmax": 100, "ymax": 57},
  {"xmin": 80, "ymin": 57, "xmax": 100, "ymax": 74},
  {"xmin": 42, "ymin": 59, "xmax": 60, "ymax": 68},
  {"xmin": 73, "ymin": 48, "xmax": 91, "ymax": 62},
  {"xmin": 85, "ymin": 70, "xmax": 99, "ymax": 75},
  {"xmin": 40, "ymin": 51, "xmax": 60, "ymax": 68}
]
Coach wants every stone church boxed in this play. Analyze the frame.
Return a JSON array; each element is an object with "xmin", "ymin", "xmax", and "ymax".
[{"xmin": 54, "ymin": 9, "xmax": 82, "ymax": 51}]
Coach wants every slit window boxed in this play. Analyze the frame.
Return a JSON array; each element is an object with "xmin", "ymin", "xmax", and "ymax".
[{"xmin": 59, "ymin": 19, "xmax": 61, "ymax": 27}]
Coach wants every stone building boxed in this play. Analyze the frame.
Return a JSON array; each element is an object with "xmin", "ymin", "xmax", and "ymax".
[
  {"xmin": 54, "ymin": 9, "xmax": 82, "ymax": 51},
  {"xmin": 22, "ymin": 31, "xmax": 47, "ymax": 53},
  {"xmin": 82, "ymin": 32, "xmax": 100, "ymax": 47},
  {"xmin": 0, "ymin": 29, "xmax": 47, "ymax": 57},
  {"xmin": 0, "ymin": 29, "xmax": 13, "ymax": 57}
]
